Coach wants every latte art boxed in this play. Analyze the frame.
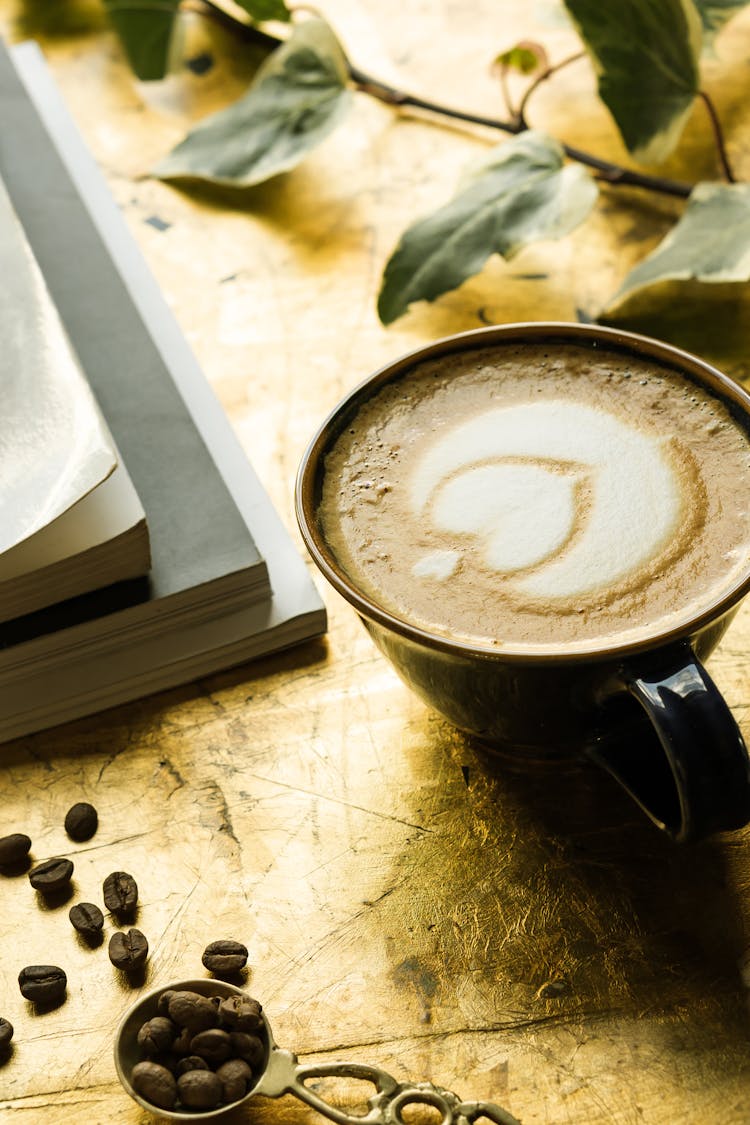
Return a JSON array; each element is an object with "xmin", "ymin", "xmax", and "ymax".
[
  {"xmin": 410, "ymin": 401, "xmax": 686, "ymax": 601},
  {"xmin": 318, "ymin": 341, "xmax": 750, "ymax": 651}
]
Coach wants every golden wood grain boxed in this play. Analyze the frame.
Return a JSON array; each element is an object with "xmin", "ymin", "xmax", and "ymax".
[{"xmin": 2, "ymin": 3, "xmax": 750, "ymax": 1122}]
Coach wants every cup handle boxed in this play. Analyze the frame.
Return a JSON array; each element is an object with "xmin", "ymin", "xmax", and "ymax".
[{"xmin": 588, "ymin": 643, "xmax": 750, "ymax": 842}]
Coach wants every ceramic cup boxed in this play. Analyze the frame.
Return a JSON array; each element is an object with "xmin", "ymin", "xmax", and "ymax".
[{"xmin": 295, "ymin": 323, "xmax": 750, "ymax": 842}]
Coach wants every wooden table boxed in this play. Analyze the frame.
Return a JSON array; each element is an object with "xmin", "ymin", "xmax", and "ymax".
[{"xmin": 2, "ymin": 2, "xmax": 750, "ymax": 1121}]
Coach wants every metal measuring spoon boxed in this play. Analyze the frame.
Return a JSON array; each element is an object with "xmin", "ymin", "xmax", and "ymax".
[{"xmin": 114, "ymin": 978, "xmax": 521, "ymax": 1124}]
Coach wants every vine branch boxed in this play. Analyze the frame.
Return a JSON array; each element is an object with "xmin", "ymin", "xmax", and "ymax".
[
  {"xmin": 193, "ymin": 0, "xmax": 694, "ymax": 200},
  {"xmin": 697, "ymin": 89, "xmax": 736, "ymax": 183}
]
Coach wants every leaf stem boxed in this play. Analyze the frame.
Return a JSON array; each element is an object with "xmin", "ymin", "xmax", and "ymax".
[
  {"xmin": 697, "ymin": 88, "xmax": 736, "ymax": 183},
  {"xmin": 516, "ymin": 50, "xmax": 586, "ymax": 127},
  {"xmin": 190, "ymin": 0, "xmax": 693, "ymax": 200}
]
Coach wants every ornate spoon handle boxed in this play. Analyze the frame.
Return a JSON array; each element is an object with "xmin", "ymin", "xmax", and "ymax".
[{"xmin": 255, "ymin": 1048, "xmax": 522, "ymax": 1125}]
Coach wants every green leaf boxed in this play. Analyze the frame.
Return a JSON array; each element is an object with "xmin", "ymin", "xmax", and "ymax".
[
  {"xmin": 103, "ymin": 0, "xmax": 180, "ymax": 81},
  {"xmin": 233, "ymin": 0, "xmax": 291, "ymax": 22},
  {"xmin": 153, "ymin": 17, "xmax": 352, "ymax": 186},
  {"xmin": 377, "ymin": 131, "xmax": 598, "ymax": 325},
  {"xmin": 605, "ymin": 182, "xmax": 750, "ymax": 309},
  {"xmin": 562, "ymin": 0, "xmax": 702, "ymax": 163},
  {"xmin": 693, "ymin": 0, "xmax": 750, "ymax": 42},
  {"xmin": 493, "ymin": 41, "xmax": 549, "ymax": 76}
]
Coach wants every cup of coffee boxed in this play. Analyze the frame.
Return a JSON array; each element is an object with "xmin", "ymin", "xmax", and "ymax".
[{"xmin": 296, "ymin": 323, "xmax": 750, "ymax": 842}]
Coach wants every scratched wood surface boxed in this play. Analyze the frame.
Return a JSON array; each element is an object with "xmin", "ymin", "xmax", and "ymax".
[{"xmin": 2, "ymin": 2, "xmax": 750, "ymax": 1123}]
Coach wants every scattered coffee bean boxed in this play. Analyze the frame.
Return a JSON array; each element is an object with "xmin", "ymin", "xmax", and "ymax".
[
  {"xmin": 103, "ymin": 871, "xmax": 138, "ymax": 919},
  {"xmin": 137, "ymin": 1016, "xmax": 177, "ymax": 1057},
  {"xmin": 64, "ymin": 802, "xmax": 98, "ymax": 842},
  {"xmin": 69, "ymin": 902, "xmax": 104, "ymax": 941},
  {"xmin": 216, "ymin": 1057, "xmax": 253, "ymax": 1104},
  {"xmin": 28, "ymin": 857, "xmax": 74, "ymax": 894},
  {"xmin": 201, "ymin": 939, "xmax": 248, "ymax": 976},
  {"xmin": 109, "ymin": 929, "xmax": 148, "ymax": 972},
  {"xmin": 218, "ymin": 994, "xmax": 263, "ymax": 1032},
  {"xmin": 0, "ymin": 833, "xmax": 31, "ymax": 867},
  {"xmin": 168, "ymin": 991, "xmax": 219, "ymax": 1033},
  {"xmin": 18, "ymin": 965, "xmax": 67, "ymax": 1006},
  {"xmin": 177, "ymin": 1068, "xmax": 223, "ymax": 1109},
  {"xmin": 0, "ymin": 1018, "xmax": 14, "ymax": 1052},
  {"xmin": 131, "ymin": 1060, "xmax": 177, "ymax": 1110}
]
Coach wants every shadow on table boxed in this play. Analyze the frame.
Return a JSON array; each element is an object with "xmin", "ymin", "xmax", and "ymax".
[{"xmin": 387, "ymin": 716, "xmax": 750, "ymax": 1059}]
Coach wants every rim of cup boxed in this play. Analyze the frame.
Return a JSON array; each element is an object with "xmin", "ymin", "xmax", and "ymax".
[{"xmin": 295, "ymin": 321, "xmax": 750, "ymax": 665}]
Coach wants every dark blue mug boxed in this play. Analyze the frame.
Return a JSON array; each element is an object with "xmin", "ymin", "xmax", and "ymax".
[{"xmin": 296, "ymin": 323, "xmax": 750, "ymax": 842}]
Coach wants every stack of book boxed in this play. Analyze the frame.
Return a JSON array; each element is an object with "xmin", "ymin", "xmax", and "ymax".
[{"xmin": 0, "ymin": 38, "xmax": 326, "ymax": 743}]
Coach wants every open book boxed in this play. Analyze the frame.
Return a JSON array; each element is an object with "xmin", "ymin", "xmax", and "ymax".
[
  {"xmin": 0, "ymin": 174, "xmax": 150, "ymax": 621},
  {"xmin": 0, "ymin": 38, "xmax": 326, "ymax": 743}
]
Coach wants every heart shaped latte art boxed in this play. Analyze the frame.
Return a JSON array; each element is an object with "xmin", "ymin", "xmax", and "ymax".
[{"xmin": 410, "ymin": 400, "xmax": 686, "ymax": 600}]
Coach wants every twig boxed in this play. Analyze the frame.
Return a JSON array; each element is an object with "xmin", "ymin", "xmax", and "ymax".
[
  {"xmin": 697, "ymin": 89, "xmax": 736, "ymax": 183},
  {"xmin": 516, "ymin": 50, "xmax": 586, "ymax": 127},
  {"xmin": 190, "ymin": 0, "xmax": 694, "ymax": 200}
]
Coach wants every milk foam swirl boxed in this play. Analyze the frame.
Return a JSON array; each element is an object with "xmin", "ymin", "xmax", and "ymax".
[{"xmin": 410, "ymin": 401, "xmax": 684, "ymax": 600}]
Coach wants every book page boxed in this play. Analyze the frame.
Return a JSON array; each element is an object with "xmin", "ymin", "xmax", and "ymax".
[{"xmin": 0, "ymin": 174, "xmax": 116, "ymax": 554}]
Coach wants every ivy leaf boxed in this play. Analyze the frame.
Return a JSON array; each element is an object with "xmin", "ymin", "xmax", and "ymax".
[
  {"xmin": 493, "ymin": 41, "xmax": 549, "ymax": 77},
  {"xmin": 153, "ymin": 18, "xmax": 352, "ymax": 186},
  {"xmin": 605, "ymin": 182, "xmax": 750, "ymax": 309},
  {"xmin": 102, "ymin": 0, "xmax": 180, "ymax": 81},
  {"xmin": 693, "ymin": 0, "xmax": 750, "ymax": 42},
  {"xmin": 233, "ymin": 0, "xmax": 291, "ymax": 21},
  {"xmin": 562, "ymin": 0, "xmax": 702, "ymax": 163},
  {"xmin": 377, "ymin": 131, "xmax": 598, "ymax": 325}
]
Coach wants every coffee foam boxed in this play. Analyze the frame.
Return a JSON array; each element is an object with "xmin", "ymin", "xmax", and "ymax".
[
  {"xmin": 318, "ymin": 342, "xmax": 750, "ymax": 651},
  {"xmin": 410, "ymin": 400, "xmax": 686, "ymax": 602}
]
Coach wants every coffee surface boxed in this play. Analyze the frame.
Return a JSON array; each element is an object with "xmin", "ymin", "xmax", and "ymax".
[{"xmin": 318, "ymin": 341, "xmax": 750, "ymax": 652}]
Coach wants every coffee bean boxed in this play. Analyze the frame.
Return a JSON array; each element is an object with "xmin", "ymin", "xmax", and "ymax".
[
  {"xmin": 103, "ymin": 871, "xmax": 138, "ymax": 919},
  {"xmin": 131, "ymin": 1060, "xmax": 177, "ymax": 1110},
  {"xmin": 18, "ymin": 965, "xmax": 67, "ymax": 1005},
  {"xmin": 175, "ymin": 1055, "xmax": 210, "ymax": 1076},
  {"xmin": 177, "ymin": 1068, "xmax": 223, "ymax": 1109},
  {"xmin": 190, "ymin": 1027, "xmax": 232, "ymax": 1064},
  {"xmin": 218, "ymin": 994, "xmax": 263, "ymax": 1032},
  {"xmin": 157, "ymin": 989, "xmax": 177, "ymax": 1017},
  {"xmin": 132, "ymin": 988, "xmax": 266, "ymax": 1113},
  {"xmin": 137, "ymin": 1016, "xmax": 176, "ymax": 1057},
  {"xmin": 168, "ymin": 991, "xmax": 219, "ymax": 1032},
  {"xmin": 229, "ymin": 1031, "xmax": 265, "ymax": 1068},
  {"xmin": 201, "ymin": 939, "xmax": 248, "ymax": 976},
  {"xmin": 28, "ymin": 857, "xmax": 74, "ymax": 893},
  {"xmin": 64, "ymin": 802, "xmax": 98, "ymax": 842},
  {"xmin": 108, "ymin": 929, "xmax": 148, "ymax": 972},
  {"xmin": 216, "ymin": 1057, "xmax": 252, "ymax": 1103},
  {"xmin": 69, "ymin": 902, "xmax": 104, "ymax": 941},
  {"xmin": 0, "ymin": 833, "xmax": 31, "ymax": 867},
  {"xmin": 172, "ymin": 1026, "xmax": 194, "ymax": 1056},
  {"xmin": 0, "ymin": 1018, "xmax": 13, "ymax": 1052}
]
